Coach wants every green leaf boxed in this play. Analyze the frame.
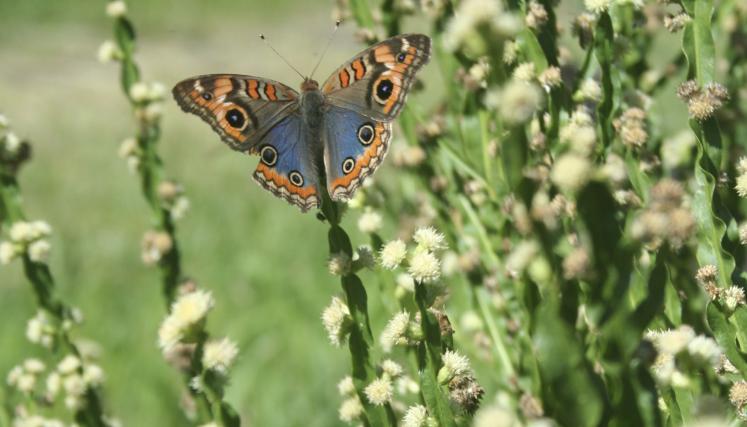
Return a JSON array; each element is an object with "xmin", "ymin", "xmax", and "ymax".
[
  {"xmin": 420, "ymin": 364, "xmax": 457, "ymax": 427},
  {"xmin": 706, "ymin": 303, "xmax": 747, "ymax": 376},
  {"xmin": 534, "ymin": 304, "xmax": 605, "ymax": 426}
]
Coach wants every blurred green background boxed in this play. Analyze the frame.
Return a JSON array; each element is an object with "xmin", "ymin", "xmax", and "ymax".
[{"xmin": 0, "ymin": 1, "xmax": 400, "ymax": 425}]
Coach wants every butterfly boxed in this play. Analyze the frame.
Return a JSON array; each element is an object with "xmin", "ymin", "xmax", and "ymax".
[{"xmin": 172, "ymin": 34, "xmax": 431, "ymax": 212}]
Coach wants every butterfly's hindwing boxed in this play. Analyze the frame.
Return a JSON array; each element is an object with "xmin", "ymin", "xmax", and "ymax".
[
  {"xmin": 323, "ymin": 106, "xmax": 392, "ymax": 201},
  {"xmin": 172, "ymin": 74, "xmax": 299, "ymax": 152},
  {"xmin": 252, "ymin": 114, "xmax": 320, "ymax": 212},
  {"xmin": 322, "ymin": 34, "xmax": 431, "ymax": 122}
]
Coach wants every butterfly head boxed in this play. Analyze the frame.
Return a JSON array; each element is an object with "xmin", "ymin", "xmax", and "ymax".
[{"xmin": 301, "ymin": 78, "xmax": 319, "ymax": 92}]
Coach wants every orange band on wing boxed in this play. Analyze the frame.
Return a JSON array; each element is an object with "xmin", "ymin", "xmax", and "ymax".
[
  {"xmin": 351, "ymin": 59, "xmax": 366, "ymax": 80},
  {"xmin": 330, "ymin": 122, "xmax": 388, "ymax": 191},
  {"xmin": 339, "ymin": 69, "xmax": 350, "ymax": 88},
  {"xmin": 255, "ymin": 163, "xmax": 317, "ymax": 198},
  {"xmin": 247, "ymin": 79, "xmax": 260, "ymax": 99},
  {"xmin": 264, "ymin": 84, "xmax": 277, "ymax": 101}
]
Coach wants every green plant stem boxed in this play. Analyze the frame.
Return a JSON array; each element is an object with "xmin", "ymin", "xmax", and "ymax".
[{"xmin": 0, "ymin": 146, "xmax": 108, "ymax": 426}]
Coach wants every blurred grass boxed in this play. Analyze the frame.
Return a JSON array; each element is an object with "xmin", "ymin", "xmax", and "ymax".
[{"xmin": 0, "ymin": 1, "xmax": 402, "ymax": 425}]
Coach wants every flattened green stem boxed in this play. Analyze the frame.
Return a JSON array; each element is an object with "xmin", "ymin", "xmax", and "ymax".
[
  {"xmin": 322, "ymin": 192, "xmax": 392, "ymax": 427},
  {"xmin": 0, "ymin": 154, "xmax": 108, "ymax": 426}
]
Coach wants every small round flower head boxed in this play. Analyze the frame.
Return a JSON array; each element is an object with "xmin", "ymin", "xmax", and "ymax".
[
  {"xmin": 27, "ymin": 239, "xmax": 51, "ymax": 263},
  {"xmin": 82, "ymin": 364, "xmax": 105, "ymax": 387},
  {"xmin": 551, "ymin": 153, "xmax": 592, "ymax": 193},
  {"xmin": 170, "ymin": 197, "xmax": 190, "ymax": 220},
  {"xmin": 506, "ymin": 240, "xmax": 539, "ymax": 277},
  {"xmin": 396, "ymin": 273, "xmax": 415, "ymax": 292},
  {"xmin": 397, "ymin": 375, "xmax": 420, "ymax": 395},
  {"xmin": 118, "ymin": 137, "xmax": 139, "ymax": 159},
  {"xmin": 413, "ymin": 226, "xmax": 447, "ymax": 252},
  {"xmin": 503, "ymin": 41, "xmax": 518, "ymax": 64},
  {"xmin": 687, "ymin": 335, "xmax": 721, "ymax": 365},
  {"xmin": 380, "ymin": 311, "xmax": 411, "ymax": 352},
  {"xmin": 322, "ymin": 296, "xmax": 351, "ymax": 347},
  {"xmin": 655, "ymin": 325, "xmax": 696, "ymax": 354},
  {"xmin": 380, "ymin": 239, "xmax": 407, "ymax": 269},
  {"xmin": 563, "ymin": 247, "xmax": 590, "ymax": 280},
  {"xmin": 569, "ymin": 125, "xmax": 597, "ymax": 155},
  {"xmin": 438, "ymin": 350, "xmax": 472, "ymax": 383},
  {"xmin": 364, "ymin": 377, "xmax": 393, "ymax": 405},
  {"xmin": 704, "ymin": 82, "xmax": 729, "ymax": 101},
  {"xmin": 170, "ymin": 290, "xmax": 214, "ymax": 329},
  {"xmin": 722, "ymin": 286, "xmax": 746, "ymax": 311},
  {"xmin": 97, "ymin": 40, "xmax": 122, "ymax": 63},
  {"xmin": 402, "ymin": 405, "xmax": 429, "ymax": 427},
  {"xmin": 26, "ymin": 310, "xmax": 54, "ymax": 347},
  {"xmin": 519, "ymin": 392, "xmax": 544, "ymax": 418},
  {"xmin": 408, "ymin": 250, "xmax": 441, "ymax": 283},
  {"xmin": 489, "ymin": 81, "xmax": 543, "ymax": 125},
  {"xmin": 736, "ymin": 174, "xmax": 747, "ymax": 198},
  {"xmin": 615, "ymin": 108, "xmax": 648, "ymax": 149},
  {"xmin": 357, "ymin": 209, "xmax": 383, "ymax": 234},
  {"xmin": 664, "ymin": 13, "xmax": 691, "ymax": 32},
  {"xmin": 688, "ymin": 92, "xmax": 718, "ymax": 121},
  {"xmin": 23, "ymin": 358, "xmax": 45, "ymax": 374},
  {"xmin": 585, "ymin": 0, "xmax": 612, "ymax": 13},
  {"xmin": 129, "ymin": 82, "xmax": 150, "ymax": 103},
  {"xmin": 730, "ymin": 380, "xmax": 747, "ymax": 410},
  {"xmin": 339, "ymin": 396, "xmax": 364, "ymax": 422},
  {"xmin": 6, "ymin": 365, "xmax": 22, "ymax": 386},
  {"xmin": 10, "ymin": 221, "xmax": 48, "ymax": 243},
  {"xmin": 667, "ymin": 208, "xmax": 696, "ymax": 249},
  {"xmin": 601, "ymin": 153, "xmax": 627, "ymax": 184},
  {"xmin": 468, "ymin": 59, "xmax": 490, "ymax": 86},
  {"xmin": 46, "ymin": 371, "xmax": 61, "ymax": 397},
  {"xmin": 158, "ymin": 316, "xmax": 183, "ymax": 353},
  {"xmin": 16, "ymin": 373, "xmax": 36, "ymax": 393},
  {"xmin": 576, "ymin": 79, "xmax": 602, "ymax": 101},
  {"xmin": 573, "ymin": 13, "xmax": 596, "ymax": 48},
  {"xmin": 650, "ymin": 179, "xmax": 684, "ymax": 210},
  {"xmin": 328, "ymin": 252, "xmax": 352, "ymax": 276},
  {"xmin": 202, "ymin": 337, "xmax": 239, "ymax": 374},
  {"xmin": 337, "ymin": 376, "xmax": 356, "ymax": 396},
  {"xmin": 106, "ymin": 0, "xmax": 127, "ymax": 17},
  {"xmin": 141, "ymin": 230, "xmax": 173, "ymax": 265},
  {"xmin": 4, "ymin": 131, "xmax": 21, "ymax": 154},
  {"xmin": 353, "ymin": 245, "xmax": 376, "ymax": 270},
  {"xmin": 0, "ymin": 241, "xmax": 18, "ymax": 265},
  {"xmin": 695, "ymin": 264, "xmax": 718, "ymax": 285},
  {"xmin": 525, "ymin": 1, "xmax": 548, "ymax": 29},
  {"xmin": 513, "ymin": 62, "xmax": 536, "ymax": 82},
  {"xmin": 538, "ymin": 66, "xmax": 562, "ymax": 89},
  {"xmin": 677, "ymin": 80, "xmax": 700, "ymax": 101},
  {"xmin": 63, "ymin": 372, "xmax": 85, "ymax": 396},
  {"xmin": 57, "ymin": 355, "xmax": 81, "ymax": 375},
  {"xmin": 381, "ymin": 359, "xmax": 404, "ymax": 379}
]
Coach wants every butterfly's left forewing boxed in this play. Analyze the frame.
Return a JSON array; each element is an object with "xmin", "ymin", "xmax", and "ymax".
[
  {"xmin": 321, "ymin": 34, "xmax": 431, "ymax": 122},
  {"xmin": 172, "ymin": 74, "xmax": 299, "ymax": 152}
]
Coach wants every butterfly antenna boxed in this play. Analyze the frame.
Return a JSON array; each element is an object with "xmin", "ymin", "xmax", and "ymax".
[
  {"xmin": 259, "ymin": 34, "xmax": 306, "ymax": 80},
  {"xmin": 309, "ymin": 20, "xmax": 342, "ymax": 80}
]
